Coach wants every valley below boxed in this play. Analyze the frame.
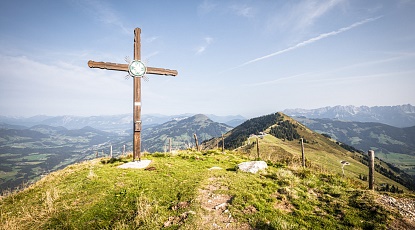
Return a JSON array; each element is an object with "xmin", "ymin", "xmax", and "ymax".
[{"xmin": 0, "ymin": 125, "xmax": 129, "ymax": 192}]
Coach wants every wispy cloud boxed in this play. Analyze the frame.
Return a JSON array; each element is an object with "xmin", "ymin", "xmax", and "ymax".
[
  {"xmin": 322, "ymin": 52, "xmax": 415, "ymax": 74},
  {"xmin": 302, "ymin": 70, "xmax": 415, "ymax": 86},
  {"xmin": 197, "ymin": 0, "xmax": 217, "ymax": 15},
  {"xmin": 142, "ymin": 51, "xmax": 160, "ymax": 62},
  {"xmin": 296, "ymin": 0, "xmax": 344, "ymax": 29},
  {"xmin": 78, "ymin": 0, "xmax": 131, "ymax": 34},
  {"xmin": 145, "ymin": 36, "xmax": 159, "ymax": 43},
  {"xmin": 198, "ymin": 1, "xmax": 256, "ymax": 18},
  {"xmin": 268, "ymin": 0, "xmax": 344, "ymax": 32},
  {"xmin": 233, "ymin": 16, "xmax": 382, "ymax": 69},
  {"xmin": 243, "ymin": 73, "xmax": 309, "ymax": 87},
  {"xmin": 230, "ymin": 4, "xmax": 256, "ymax": 18},
  {"xmin": 195, "ymin": 37, "xmax": 213, "ymax": 55}
]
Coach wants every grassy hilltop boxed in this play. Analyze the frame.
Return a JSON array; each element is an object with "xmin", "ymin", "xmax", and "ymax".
[
  {"xmin": 1, "ymin": 113, "xmax": 414, "ymax": 229},
  {"xmin": 1, "ymin": 151, "xmax": 414, "ymax": 229},
  {"xmin": 204, "ymin": 113, "xmax": 415, "ymax": 191}
]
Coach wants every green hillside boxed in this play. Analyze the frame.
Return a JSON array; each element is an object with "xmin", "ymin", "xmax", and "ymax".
[
  {"xmin": 203, "ymin": 112, "xmax": 415, "ymax": 191},
  {"xmin": 294, "ymin": 117, "xmax": 415, "ymax": 175}
]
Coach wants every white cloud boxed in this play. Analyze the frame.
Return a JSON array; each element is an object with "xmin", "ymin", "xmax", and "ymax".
[
  {"xmin": 195, "ymin": 46, "xmax": 206, "ymax": 54},
  {"xmin": 204, "ymin": 37, "xmax": 213, "ymax": 44},
  {"xmin": 77, "ymin": 0, "xmax": 131, "ymax": 34},
  {"xmin": 302, "ymin": 70, "xmax": 415, "ymax": 87},
  {"xmin": 297, "ymin": 0, "xmax": 344, "ymax": 29},
  {"xmin": 198, "ymin": 0, "xmax": 217, "ymax": 15},
  {"xmin": 249, "ymin": 73, "xmax": 309, "ymax": 87},
  {"xmin": 268, "ymin": 0, "xmax": 344, "ymax": 32},
  {"xmin": 195, "ymin": 37, "xmax": 214, "ymax": 55},
  {"xmin": 198, "ymin": 1, "xmax": 256, "ymax": 19},
  {"xmin": 230, "ymin": 4, "xmax": 255, "ymax": 18},
  {"xmin": 143, "ymin": 51, "xmax": 160, "ymax": 61},
  {"xmin": 145, "ymin": 36, "xmax": 159, "ymax": 43},
  {"xmin": 236, "ymin": 16, "xmax": 382, "ymax": 68}
]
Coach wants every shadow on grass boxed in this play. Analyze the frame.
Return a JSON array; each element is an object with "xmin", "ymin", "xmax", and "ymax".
[{"xmin": 100, "ymin": 157, "xmax": 129, "ymax": 164}]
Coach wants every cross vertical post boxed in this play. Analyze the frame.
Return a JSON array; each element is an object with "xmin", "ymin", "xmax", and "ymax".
[{"xmin": 133, "ymin": 28, "xmax": 142, "ymax": 161}]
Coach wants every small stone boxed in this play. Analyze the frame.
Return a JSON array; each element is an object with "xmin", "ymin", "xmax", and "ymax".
[
  {"xmin": 117, "ymin": 160, "xmax": 152, "ymax": 169},
  {"xmin": 237, "ymin": 161, "xmax": 267, "ymax": 174}
]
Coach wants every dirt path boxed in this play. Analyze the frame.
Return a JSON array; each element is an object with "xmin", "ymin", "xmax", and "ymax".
[{"xmin": 197, "ymin": 176, "xmax": 252, "ymax": 229}]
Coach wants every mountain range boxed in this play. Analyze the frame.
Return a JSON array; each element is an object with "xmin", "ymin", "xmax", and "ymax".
[
  {"xmin": 284, "ymin": 104, "xmax": 415, "ymax": 128},
  {"xmin": 0, "ymin": 113, "xmax": 245, "ymax": 133}
]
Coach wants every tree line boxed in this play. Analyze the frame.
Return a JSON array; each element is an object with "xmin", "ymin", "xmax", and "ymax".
[
  {"xmin": 269, "ymin": 120, "xmax": 301, "ymax": 141},
  {"xmin": 222, "ymin": 113, "xmax": 283, "ymax": 149}
]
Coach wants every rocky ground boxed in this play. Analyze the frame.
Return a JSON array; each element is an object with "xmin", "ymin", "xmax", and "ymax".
[{"xmin": 378, "ymin": 194, "xmax": 415, "ymax": 229}]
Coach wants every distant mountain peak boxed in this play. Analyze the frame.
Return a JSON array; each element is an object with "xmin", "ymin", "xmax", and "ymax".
[
  {"xmin": 284, "ymin": 104, "xmax": 415, "ymax": 128},
  {"xmin": 142, "ymin": 114, "xmax": 232, "ymax": 152},
  {"xmin": 189, "ymin": 114, "xmax": 210, "ymax": 122}
]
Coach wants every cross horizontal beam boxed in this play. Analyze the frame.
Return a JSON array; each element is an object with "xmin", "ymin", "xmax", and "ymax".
[
  {"xmin": 88, "ymin": 60, "xmax": 128, "ymax": 71},
  {"xmin": 88, "ymin": 60, "xmax": 178, "ymax": 76}
]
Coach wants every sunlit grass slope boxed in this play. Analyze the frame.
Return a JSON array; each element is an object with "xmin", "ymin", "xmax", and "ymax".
[{"xmin": 1, "ymin": 150, "xmax": 412, "ymax": 229}]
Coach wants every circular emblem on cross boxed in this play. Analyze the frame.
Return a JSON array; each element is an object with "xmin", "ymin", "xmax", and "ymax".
[{"xmin": 129, "ymin": 60, "xmax": 147, "ymax": 77}]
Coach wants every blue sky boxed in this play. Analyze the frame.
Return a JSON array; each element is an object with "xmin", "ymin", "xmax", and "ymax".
[{"xmin": 1, "ymin": 0, "xmax": 414, "ymax": 118}]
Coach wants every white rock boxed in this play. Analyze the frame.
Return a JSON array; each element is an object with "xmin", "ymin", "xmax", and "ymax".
[
  {"xmin": 237, "ymin": 161, "xmax": 267, "ymax": 174},
  {"xmin": 117, "ymin": 160, "xmax": 152, "ymax": 169}
]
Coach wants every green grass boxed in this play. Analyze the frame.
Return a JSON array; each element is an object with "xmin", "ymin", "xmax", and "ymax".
[
  {"xmin": 376, "ymin": 152, "xmax": 415, "ymax": 175},
  {"xmin": 236, "ymin": 129, "xmax": 407, "ymax": 192},
  {"xmin": 23, "ymin": 153, "xmax": 50, "ymax": 161},
  {"xmin": 0, "ymin": 150, "xmax": 408, "ymax": 229}
]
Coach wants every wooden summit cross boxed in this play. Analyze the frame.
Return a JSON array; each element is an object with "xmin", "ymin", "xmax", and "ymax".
[{"xmin": 88, "ymin": 28, "xmax": 178, "ymax": 161}]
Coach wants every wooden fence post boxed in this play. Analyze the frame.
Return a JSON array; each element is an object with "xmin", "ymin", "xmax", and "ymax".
[
  {"xmin": 194, "ymin": 134, "xmax": 199, "ymax": 151},
  {"xmin": 222, "ymin": 134, "xmax": 225, "ymax": 154},
  {"xmin": 110, "ymin": 145, "xmax": 113, "ymax": 158},
  {"xmin": 301, "ymin": 138, "xmax": 305, "ymax": 168},
  {"xmin": 256, "ymin": 137, "xmax": 260, "ymax": 160},
  {"xmin": 368, "ymin": 150, "xmax": 375, "ymax": 190},
  {"xmin": 169, "ymin": 138, "xmax": 172, "ymax": 153},
  {"xmin": 123, "ymin": 145, "xmax": 126, "ymax": 156}
]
